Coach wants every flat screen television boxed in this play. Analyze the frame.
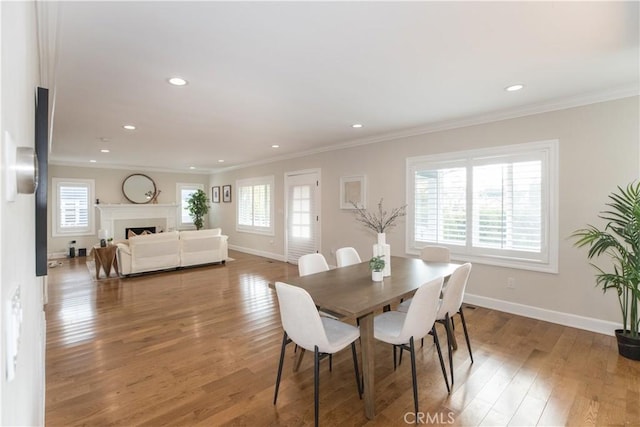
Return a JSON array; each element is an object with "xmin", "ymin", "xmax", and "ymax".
[{"xmin": 35, "ymin": 87, "xmax": 48, "ymax": 277}]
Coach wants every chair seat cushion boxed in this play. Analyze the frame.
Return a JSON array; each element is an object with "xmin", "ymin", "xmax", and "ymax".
[
  {"xmin": 318, "ymin": 317, "xmax": 359, "ymax": 354},
  {"xmin": 373, "ymin": 311, "xmax": 408, "ymax": 345}
]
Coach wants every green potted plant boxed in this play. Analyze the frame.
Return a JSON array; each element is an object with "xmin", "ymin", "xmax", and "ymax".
[
  {"xmin": 572, "ymin": 181, "xmax": 640, "ymax": 360},
  {"xmin": 369, "ymin": 255, "xmax": 385, "ymax": 282},
  {"xmin": 187, "ymin": 189, "xmax": 209, "ymax": 230}
]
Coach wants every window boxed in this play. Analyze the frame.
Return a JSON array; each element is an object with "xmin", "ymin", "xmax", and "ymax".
[
  {"xmin": 176, "ymin": 183, "xmax": 204, "ymax": 229},
  {"xmin": 407, "ymin": 140, "xmax": 558, "ymax": 273},
  {"xmin": 52, "ymin": 178, "xmax": 95, "ymax": 236},
  {"xmin": 237, "ymin": 176, "xmax": 274, "ymax": 235}
]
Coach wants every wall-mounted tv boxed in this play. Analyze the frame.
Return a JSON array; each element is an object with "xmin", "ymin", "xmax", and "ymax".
[{"xmin": 35, "ymin": 87, "xmax": 48, "ymax": 277}]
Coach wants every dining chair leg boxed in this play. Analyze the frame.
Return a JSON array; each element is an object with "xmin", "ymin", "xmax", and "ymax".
[
  {"xmin": 432, "ymin": 326, "xmax": 450, "ymax": 394},
  {"xmin": 458, "ymin": 307, "xmax": 474, "ymax": 363},
  {"xmin": 351, "ymin": 342, "xmax": 363, "ymax": 398},
  {"xmin": 314, "ymin": 346, "xmax": 320, "ymax": 427},
  {"xmin": 274, "ymin": 332, "xmax": 289, "ymax": 404},
  {"xmin": 443, "ymin": 313, "xmax": 454, "ymax": 385},
  {"xmin": 409, "ymin": 337, "xmax": 419, "ymax": 415},
  {"xmin": 393, "ymin": 345, "xmax": 398, "ymax": 370}
]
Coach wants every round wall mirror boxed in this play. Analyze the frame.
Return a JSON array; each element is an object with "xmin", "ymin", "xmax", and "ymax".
[{"xmin": 122, "ymin": 173, "xmax": 156, "ymax": 204}]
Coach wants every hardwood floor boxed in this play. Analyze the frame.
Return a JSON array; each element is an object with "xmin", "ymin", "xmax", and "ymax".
[{"xmin": 45, "ymin": 251, "xmax": 640, "ymax": 426}]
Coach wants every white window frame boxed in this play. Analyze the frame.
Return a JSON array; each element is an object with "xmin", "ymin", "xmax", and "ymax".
[
  {"xmin": 52, "ymin": 178, "xmax": 95, "ymax": 237},
  {"xmin": 406, "ymin": 140, "xmax": 558, "ymax": 273},
  {"xmin": 176, "ymin": 183, "xmax": 204, "ymax": 229},
  {"xmin": 236, "ymin": 175, "xmax": 275, "ymax": 236}
]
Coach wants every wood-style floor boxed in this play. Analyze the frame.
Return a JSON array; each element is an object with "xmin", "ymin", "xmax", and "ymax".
[{"xmin": 45, "ymin": 251, "xmax": 640, "ymax": 426}]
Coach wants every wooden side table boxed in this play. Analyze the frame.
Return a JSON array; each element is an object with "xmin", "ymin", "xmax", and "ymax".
[{"xmin": 92, "ymin": 244, "xmax": 119, "ymax": 278}]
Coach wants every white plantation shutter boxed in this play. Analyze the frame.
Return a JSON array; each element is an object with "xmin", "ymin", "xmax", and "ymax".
[
  {"xmin": 53, "ymin": 178, "xmax": 95, "ymax": 236},
  {"xmin": 237, "ymin": 176, "xmax": 274, "ymax": 235},
  {"xmin": 472, "ymin": 160, "xmax": 542, "ymax": 252},
  {"xmin": 407, "ymin": 140, "xmax": 558, "ymax": 273},
  {"xmin": 414, "ymin": 166, "xmax": 466, "ymax": 245},
  {"xmin": 60, "ymin": 185, "xmax": 89, "ymax": 227}
]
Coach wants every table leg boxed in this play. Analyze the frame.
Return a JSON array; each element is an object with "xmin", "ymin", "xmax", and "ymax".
[
  {"xmin": 94, "ymin": 256, "xmax": 101, "ymax": 279},
  {"xmin": 112, "ymin": 253, "xmax": 119, "ymax": 276},
  {"xmin": 359, "ymin": 312, "xmax": 375, "ymax": 419}
]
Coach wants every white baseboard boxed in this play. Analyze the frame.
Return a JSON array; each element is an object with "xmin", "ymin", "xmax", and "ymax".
[
  {"xmin": 228, "ymin": 244, "xmax": 285, "ymax": 262},
  {"xmin": 464, "ymin": 293, "xmax": 621, "ymax": 337}
]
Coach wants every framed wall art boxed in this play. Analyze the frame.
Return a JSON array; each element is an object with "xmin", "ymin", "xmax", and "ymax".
[
  {"xmin": 222, "ymin": 185, "xmax": 232, "ymax": 203},
  {"xmin": 340, "ymin": 175, "xmax": 366, "ymax": 209},
  {"xmin": 212, "ymin": 186, "xmax": 220, "ymax": 203}
]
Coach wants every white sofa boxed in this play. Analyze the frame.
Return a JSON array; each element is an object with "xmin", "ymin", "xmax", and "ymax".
[
  {"xmin": 116, "ymin": 229, "xmax": 228, "ymax": 275},
  {"xmin": 179, "ymin": 229, "xmax": 228, "ymax": 268}
]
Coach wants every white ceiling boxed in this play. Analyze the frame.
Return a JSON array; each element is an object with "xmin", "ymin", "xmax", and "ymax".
[{"xmin": 47, "ymin": 1, "xmax": 639, "ymax": 173}]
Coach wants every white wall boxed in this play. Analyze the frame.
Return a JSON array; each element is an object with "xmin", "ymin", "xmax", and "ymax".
[
  {"xmin": 47, "ymin": 165, "xmax": 209, "ymax": 256},
  {"xmin": 0, "ymin": 1, "xmax": 46, "ymax": 424},
  {"xmin": 211, "ymin": 96, "xmax": 639, "ymax": 333}
]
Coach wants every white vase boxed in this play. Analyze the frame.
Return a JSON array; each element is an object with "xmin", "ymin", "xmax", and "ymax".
[
  {"xmin": 372, "ymin": 270, "xmax": 384, "ymax": 282},
  {"xmin": 373, "ymin": 232, "xmax": 391, "ymax": 277}
]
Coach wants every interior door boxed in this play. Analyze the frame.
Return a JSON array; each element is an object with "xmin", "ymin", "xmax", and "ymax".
[{"xmin": 285, "ymin": 170, "xmax": 321, "ymax": 264}]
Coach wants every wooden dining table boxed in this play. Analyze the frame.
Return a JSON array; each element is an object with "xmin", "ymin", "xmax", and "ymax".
[{"xmin": 279, "ymin": 256, "xmax": 460, "ymax": 420}]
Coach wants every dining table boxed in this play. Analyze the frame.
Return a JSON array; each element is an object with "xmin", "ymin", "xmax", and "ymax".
[{"xmin": 278, "ymin": 255, "xmax": 460, "ymax": 420}]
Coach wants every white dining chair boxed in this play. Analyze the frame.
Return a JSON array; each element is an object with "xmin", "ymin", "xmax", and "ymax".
[
  {"xmin": 298, "ymin": 253, "xmax": 330, "ymax": 276},
  {"xmin": 373, "ymin": 277, "xmax": 449, "ymax": 415},
  {"xmin": 397, "ymin": 263, "xmax": 473, "ymax": 382},
  {"xmin": 435, "ymin": 263, "xmax": 473, "ymax": 385},
  {"xmin": 335, "ymin": 247, "xmax": 362, "ymax": 268},
  {"xmin": 420, "ymin": 245, "xmax": 451, "ymax": 262},
  {"xmin": 273, "ymin": 282, "xmax": 362, "ymax": 427}
]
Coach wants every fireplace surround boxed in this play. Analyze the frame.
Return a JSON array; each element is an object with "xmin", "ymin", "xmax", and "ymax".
[{"xmin": 95, "ymin": 204, "xmax": 179, "ymax": 240}]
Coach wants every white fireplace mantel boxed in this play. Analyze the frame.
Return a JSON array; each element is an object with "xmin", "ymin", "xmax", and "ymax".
[{"xmin": 95, "ymin": 204, "xmax": 179, "ymax": 238}]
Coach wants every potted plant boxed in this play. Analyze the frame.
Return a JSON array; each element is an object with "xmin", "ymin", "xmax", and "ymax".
[
  {"xmin": 187, "ymin": 189, "xmax": 209, "ymax": 230},
  {"xmin": 572, "ymin": 181, "xmax": 640, "ymax": 360},
  {"xmin": 369, "ymin": 255, "xmax": 385, "ymax": 282}
]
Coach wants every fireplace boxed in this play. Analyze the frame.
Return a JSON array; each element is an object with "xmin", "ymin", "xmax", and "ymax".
[
  {"xmin": 95, "ymin": 204, "xmax": 179, "ymax": 241},
  {"xmin": 125, "ymin": 226, "xmax": 157, "ymax": 238}
]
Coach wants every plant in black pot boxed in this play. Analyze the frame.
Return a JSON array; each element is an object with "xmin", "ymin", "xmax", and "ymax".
[
  {"xmin": 187, "ymin": 189, "xmax": 209, "ymax": 230},
  {"xmin": 572, "ymin": 181, "xmax": 640, "ymax": 360}
]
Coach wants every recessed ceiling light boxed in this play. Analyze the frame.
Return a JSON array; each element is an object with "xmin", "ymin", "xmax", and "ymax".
[
  {"xmin": 352, "ymin": 123, "xmax": 363, "ymax": 128},
  {"xmin": 189, "ymin": 166, "xmax": 196, "ymax": 170},
  {"xmin": 271, "ymin": 145, "xmax": 280, "ymax": 148},
  {"xmin": 123, "ymin": 125, "xmax": 136, "ymax": 130},
  {"xmin": 168, "ymin": 77, "xmax": 188, "ymax": 86},
  {"xmin": 218, "ymin": 159, "xmax": 225, "ymax": 163},
  {"xmin": 89, "ymin": 159, "xmax": 96, "ymax": 163},
  {"xmin": 100, "ymin": 149, "xmax": 110, "ymax": 153},
  {"xmin": 505, "ymin": 84, "xmax": 524, "ymax": 92}
]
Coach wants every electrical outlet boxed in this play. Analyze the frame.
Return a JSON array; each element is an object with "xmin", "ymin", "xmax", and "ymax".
[{"xmin": 507, "ymin": 277, "xmax": 515, "ymax": 289}]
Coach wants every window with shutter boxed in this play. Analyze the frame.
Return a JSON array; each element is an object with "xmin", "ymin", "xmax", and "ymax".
[
  {"xmin": 407, "ymin": 140, "xmax": 558, "ymax": 273},
  {"xmin": 236, "ymin": 176, "xmax": 274, "ymax": 235},
  {"xmin": 53, "ymin": 178, "xmax": 95, "ymax": 236}
]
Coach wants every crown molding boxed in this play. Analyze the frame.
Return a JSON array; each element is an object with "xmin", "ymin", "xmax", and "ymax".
[{"xmin": 212, "ymin": 86, "xmax": 638, "ymax": 175}]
